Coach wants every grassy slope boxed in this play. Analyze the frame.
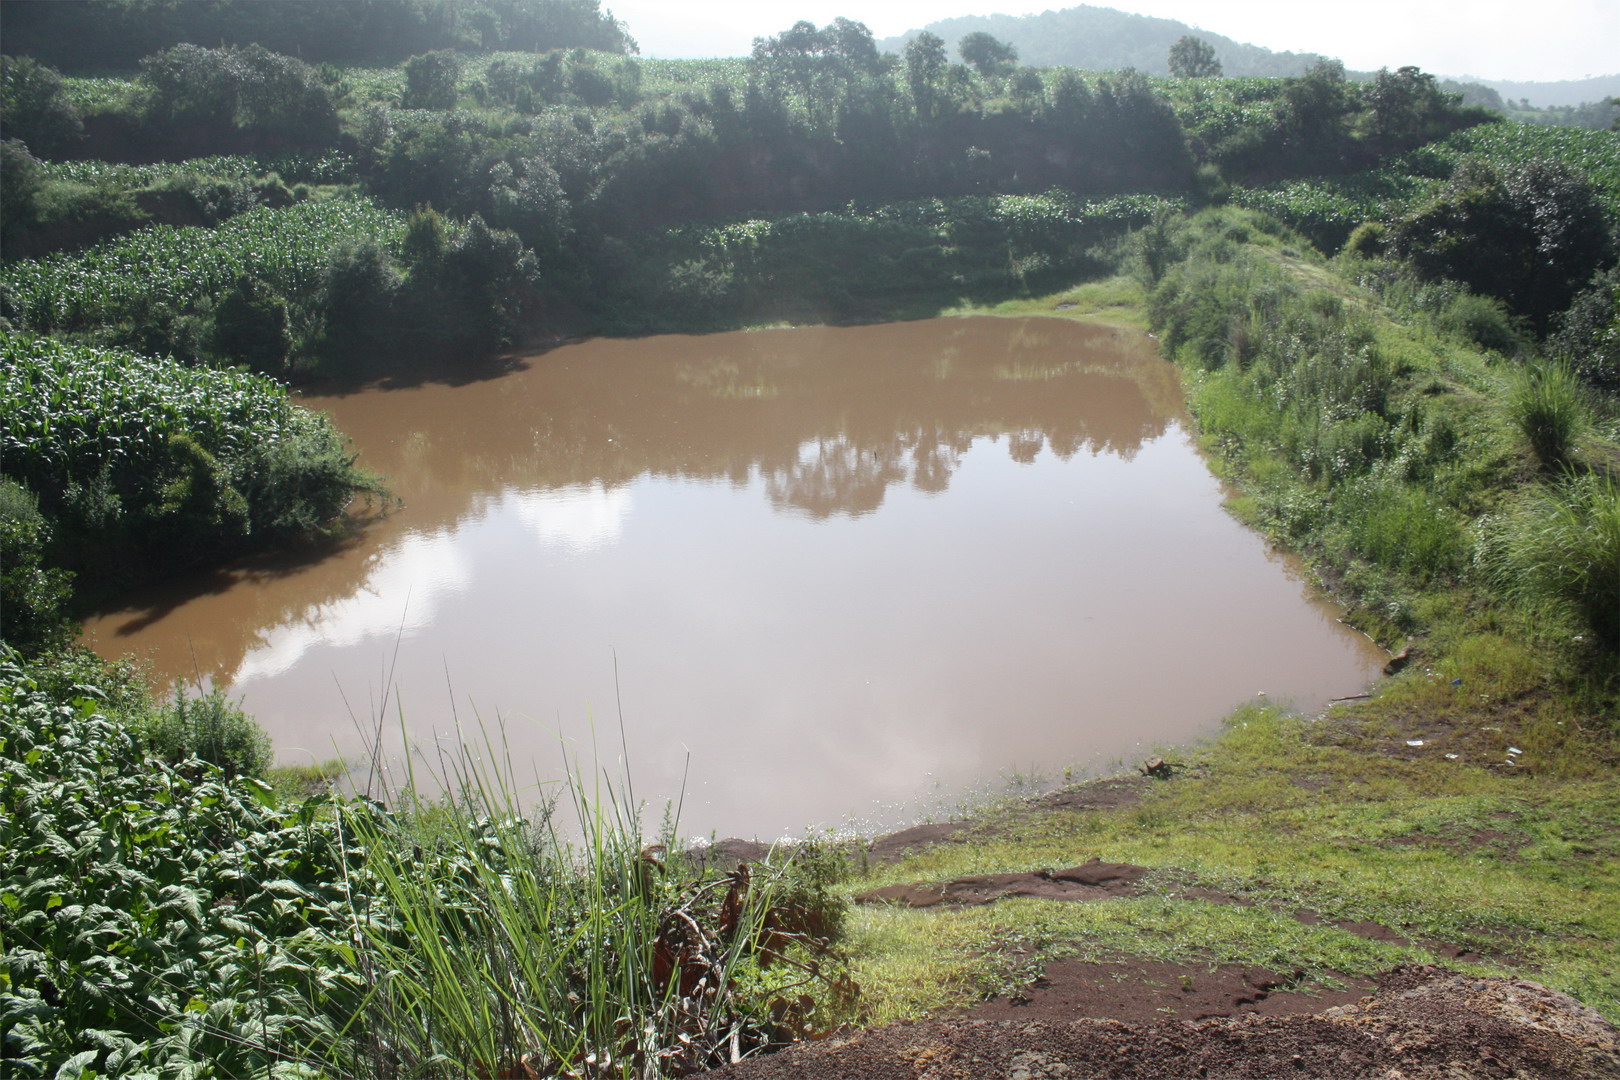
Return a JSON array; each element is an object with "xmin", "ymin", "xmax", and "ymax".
[{"xmin": 835, "ymin": 262, "xmax": 1620, "ymax": 1028}]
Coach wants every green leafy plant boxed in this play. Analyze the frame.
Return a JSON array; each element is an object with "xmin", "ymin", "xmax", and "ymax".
[
  {"xmin": 140, "ymin": 685, "xmax": 274, "ymax": 777},
  {"xmin": 0, "ymin": 648, "xmax": 366, "ymax": 1077},
  {"xmin": 0, "ymin": 480, "xmax": 75, "ymax": 655}
]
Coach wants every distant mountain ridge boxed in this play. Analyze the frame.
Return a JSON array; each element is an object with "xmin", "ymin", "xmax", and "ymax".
[
  {"xmin": 875, "ymin": 6, "xmax": 1617, "ymax": 108},
  {"xmin": 1472, "ymin": 74, "xmax": 1620, "ymax": 109},
  {"xmin": 875, "ymin": 6, "xmax": 1330, "ymax": 79}
]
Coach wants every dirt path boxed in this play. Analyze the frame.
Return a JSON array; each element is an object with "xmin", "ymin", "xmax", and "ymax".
[{"xmin": 695, "ymin": 965, "xmax": 1620, "ymax": 1079}]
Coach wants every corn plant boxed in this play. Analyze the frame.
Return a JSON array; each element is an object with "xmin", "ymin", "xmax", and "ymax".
[
  {"xmin": 4, "ymin": 195, "xmax": 407, "ymax": 333},
  {"xmin": 0, "ymin": 334, "xmax": 379, "ymax": 578},
  {"xmin": 41, "ymin": 152, "xmax": 356, "ymax": 187}
]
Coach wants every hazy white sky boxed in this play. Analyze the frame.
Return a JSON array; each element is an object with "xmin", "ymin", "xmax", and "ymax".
[{"xmin": 607, "ymin": 0, "xmax": 1617, "ymax": 83}]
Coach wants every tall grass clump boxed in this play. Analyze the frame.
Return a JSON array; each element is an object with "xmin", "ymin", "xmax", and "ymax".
[
  {"xmin": 1328, "ymin": 478, "xmax": 1469, "ymax": 583},
  {"xmin": 1486, "ymin": 472, "xmax": 1620, "ymax": 656},
  {"xmin": 344, "ymin": 730, "xmax": 853, "ymax": 1077},
  {"xmin": 1509, "ymin": 359, "xmax": 1590, "ymax": 469}
]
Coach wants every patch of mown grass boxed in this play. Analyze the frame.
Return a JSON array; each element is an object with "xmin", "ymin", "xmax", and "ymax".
[
  {"xmin": 849, "ymin": 895, "xmax": 1421, "ymax": 1025},
  {"xmin": 842, "ymin": 703, "xmax": 1620, "ymax": 1025},
  {"xmin": 944, "ymin": 274, "xmax": 1150, "ymax": 329}
]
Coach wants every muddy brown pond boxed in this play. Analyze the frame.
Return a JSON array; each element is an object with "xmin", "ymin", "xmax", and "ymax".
[{"xmin": 85, "ymin": 317, "xmax": 1386, "ymax": 838}]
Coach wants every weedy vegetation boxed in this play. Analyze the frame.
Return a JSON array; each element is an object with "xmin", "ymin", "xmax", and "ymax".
[{"xmin": 0, "ymin": 649, "xmax": 857, "ymax": 1078}]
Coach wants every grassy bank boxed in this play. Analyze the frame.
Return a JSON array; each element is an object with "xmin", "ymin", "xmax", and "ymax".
[{"xmin": 830, "ymin": 209, "xmax": 1620, "ymax": 1029}]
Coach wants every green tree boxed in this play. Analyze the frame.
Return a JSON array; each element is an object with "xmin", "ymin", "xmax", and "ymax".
[
  {"xmin": 0, "ymin": 55, "xmax": 82, "ymax": 157},
  {"xmin": 905, "ymin": 31, "xmax": 948, "ymax": 120},
  {"xmin": 209, "ymin": 275, "xmax": 293, "ymax": 373},
  {"xmin": 1363, "ymin": 65, "xmax": 1449, "ymax": 146},
  {"xmin": 1168, "ymin": 35, "xmax": 1222, "ymax": 78},
  {"xmin": 403, "ymin": 50, "xmax": 463, "ymax": 110},
  {"xmin": 958, "ymin": 32, "xmax": 1018, "ymax": 79},
  {"xmin": 1010, "ymin": 68, "xmax": 1045, "ymax": 110},
  {"xmin": 1047, "ymin": 69, "xmax": 1092, "ymax": 129},
  {"xmin": 1275, "ymin": 59, "xmax": 1353, "ymax": 161},
  {"xmin": 752, "ymin": 20, "xmax": 827, "ymax": 101},
  {"xmin": 750, "ymin": 17, "xmax": 880, "ymax": 124},
  {"xmin": 824, "ymin": 16, "xmax": 882, "ymax": 75}
]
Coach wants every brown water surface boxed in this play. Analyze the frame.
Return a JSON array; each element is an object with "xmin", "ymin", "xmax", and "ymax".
[{"xmin": 83, "ymin": 317, "xmax": 1386, "ymax": 837}]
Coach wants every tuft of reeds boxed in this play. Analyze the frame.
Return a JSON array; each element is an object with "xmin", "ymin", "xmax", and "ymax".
[
  {"xmin": 340, "ymin": 716, "xmax": 853, "ymax": 1078},
  {"xmin": 1486, "ymin": 471, "xmax": 1620, "ymax": 657},
  {"xmin": 1509, "ymin": 359, "xmax": 1588, "ymax": 469}
]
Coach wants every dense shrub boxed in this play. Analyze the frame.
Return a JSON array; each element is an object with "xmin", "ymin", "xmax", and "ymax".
[
  {"xmin": 1343, "ymin": 220, "xmax": 1386, "ymax": 258},
  {"xmin": 1389, "ymin": 156, "xmax": 1614, "ymax": 329},
  {"xmin": 1432, "ymin": 292, "xmax": 1524, "ymax": 355},
  {"xmin": 138, "ymin": 43, "xmax": 339, "ymax": 144},
  {"xmin": 0, "ymin": 139, "xmax": 47, "ymax": 251},
  {"xmin": 0, "ymin": 335, "xmax": 379, "ymax": 583},
  {"xmin": 1550, "ymin": 266, "xmax": 1620, "ymax": 393},
  {"xmin": 0, "ymin": 480, "xmax": 75, "ymax": 655},
  {"xmin": 0, "ymin": 55, "xmax": 83, "ymax": 157},
  {"xmin": 208, "ymin": 273, "xmax": 293, "ymax": 371},
  {"xmin": 402, "ymin": 49, "xmax": 463, "ymax": 110},
  {"xmin": 140, "ymin": 686, "xmax": 273, "ymax": 777}
]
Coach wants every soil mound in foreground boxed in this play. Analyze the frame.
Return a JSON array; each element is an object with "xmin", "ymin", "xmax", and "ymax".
[{"xmin": 694, "ymin": 965, "xmax": 1620, "ymax": 1079}]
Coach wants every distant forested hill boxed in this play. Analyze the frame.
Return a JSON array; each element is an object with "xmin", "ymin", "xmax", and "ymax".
[
  {"xmin": 1478, "ymin": 74, "xmax": 1620, "ymax": 109},
  {"xmin": 0, "ymin": 0, "xmax": 634, "ymax": 71},
  {"xmin": 875, "ymin": 6, "xmax": 1330, "ymax": 77},
  {"xmin": 876, "ymin": 5, "xmax": 1618, "ymax": 109}
]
